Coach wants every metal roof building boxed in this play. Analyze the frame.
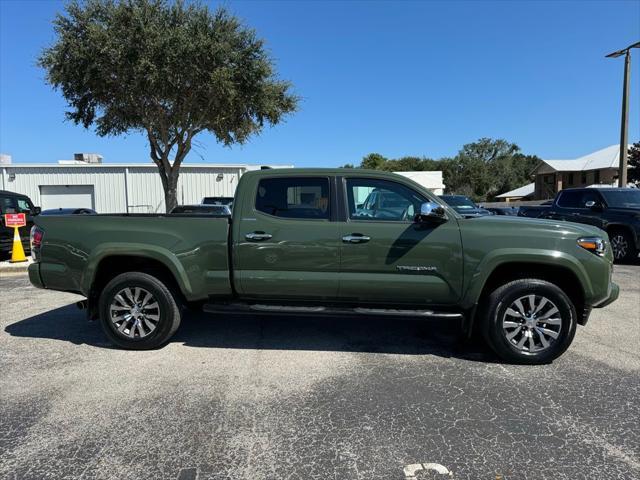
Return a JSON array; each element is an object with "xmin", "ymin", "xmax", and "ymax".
[
  {"xmin": 0, "ymin": 162, "xmax": 291, "ymax": 213},
  {"xmin": 495, "ymin": 182, "xmax": 535, "ymax": 202},
  {"xmin": 532, "ymin": 145, "xmax": 632, "ymax": 200}
]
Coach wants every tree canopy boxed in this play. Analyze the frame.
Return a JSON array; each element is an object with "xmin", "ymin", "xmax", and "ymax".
[
  {"xmin": 345, "ymin": 138, "xmax": 541, "ymax": 202},
  {"xmin": 39, "ymin": 0, "xmax": 298, "ymax": 211}
]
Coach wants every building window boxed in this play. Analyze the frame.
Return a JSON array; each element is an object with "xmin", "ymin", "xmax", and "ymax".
[{"xmin": 568, "ymin": 173, "xmax": 574, "ymax": 185}]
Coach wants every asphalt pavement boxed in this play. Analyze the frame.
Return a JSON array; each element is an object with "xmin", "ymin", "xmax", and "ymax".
[{"xmin": 1, "ymin": 265, "xmax": 639, "ymax": 480}]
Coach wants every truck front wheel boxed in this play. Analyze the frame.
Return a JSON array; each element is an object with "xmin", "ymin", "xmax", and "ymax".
[
  {"xmin": 98, "ymin": 272, "xmax": 181, "ymax": 350},
  {"xmin": 481, "ymin": 279, "xmax": 577, "ymax": 364}
]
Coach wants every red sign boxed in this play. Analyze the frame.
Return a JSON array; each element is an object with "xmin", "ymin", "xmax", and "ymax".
[{"xmin": 4, "ymin": 213, "xmax": 26, "ymax": 228}]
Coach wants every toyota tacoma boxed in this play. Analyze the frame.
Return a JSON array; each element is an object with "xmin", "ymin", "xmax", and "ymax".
[{"xmin": 28, "ymin": 169, "xmax": 619, "ymax": 364}]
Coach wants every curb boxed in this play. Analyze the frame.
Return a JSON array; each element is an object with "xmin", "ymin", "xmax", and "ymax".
[{"xmin": 0, "ymin": 260, "xmax": 32, "ymax": 274}]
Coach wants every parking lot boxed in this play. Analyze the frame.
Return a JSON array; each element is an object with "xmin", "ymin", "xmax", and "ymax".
[{"xmin": 0, "ymin": 264, "xmax": 638, "ymax": 480}]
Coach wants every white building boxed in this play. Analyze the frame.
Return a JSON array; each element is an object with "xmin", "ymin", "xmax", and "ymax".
[
  {"xmin": 0, "ymin": 162, "xmax": 291, "ymax": 213},
  {"xmin": 394, "ymin": 171, "xmax": 445, "ymax": 195}
]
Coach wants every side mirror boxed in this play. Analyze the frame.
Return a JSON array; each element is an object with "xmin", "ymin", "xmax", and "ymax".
[
  {"xmin": 414, "ymin": 202, "xmax": 447, "ymax": 224},
  {"xmin": 32, "ymin": 206, "xmax": 41, "ymax": 215},
  {"xmin": 585, "ymin": 201, "xmax": 603, "ymax": 211}
]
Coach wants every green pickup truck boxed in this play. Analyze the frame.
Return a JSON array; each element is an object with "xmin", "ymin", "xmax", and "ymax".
[{"xmin": 28, "ymin": 169, "xmax": 619, "ymax": 364}]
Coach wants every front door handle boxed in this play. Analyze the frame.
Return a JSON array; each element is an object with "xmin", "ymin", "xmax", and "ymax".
[
  {"xmin": 245, "ymin": 231, "xmax": 272, "ymax": 241},
  {"xmin": 342, "ymin": 234, "xmax": 371, "ymax": 244}
]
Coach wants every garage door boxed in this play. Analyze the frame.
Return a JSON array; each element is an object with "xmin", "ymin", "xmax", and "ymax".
[{"xmin": 40, "ymin": 185, "xmax": 95, "ymax": 210}]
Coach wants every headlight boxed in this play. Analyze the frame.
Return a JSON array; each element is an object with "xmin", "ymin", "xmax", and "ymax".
[{"xmin": 577, "ymin": 236, "xmax": 606, "ymax": 256}]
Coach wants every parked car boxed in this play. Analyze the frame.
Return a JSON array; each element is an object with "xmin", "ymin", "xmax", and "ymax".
[
  {"xmin": 439, "ymin": 195, "xmax": 493, "ymax": 217},
  {"xmin": 39, "ymin": 208, "xmax": 97, "ymax": 215},
  {"xmin": 537, "ymin": 187, "xmax": 640, "ymax": 262},
  {"xmin": 0, "ymin": 190, "xmax": 40, "ymax": 257},
  {"xmin": 202, "ymin": 196, "xmax": 234, "ymax": 209},
  {"xmin": 28, "ymin": 169, "xmax": 619, "ymax": 364},
  {"xmin": 518, "ymin": 200, "xmax": 553, "ymax": 218},
  {"xmin": 170, "ymin": 204, "xmax": 231, "ymax": 216},
  {"xmin": 484, "ymin": 206, "xmax": 520, "ymax": 216}
]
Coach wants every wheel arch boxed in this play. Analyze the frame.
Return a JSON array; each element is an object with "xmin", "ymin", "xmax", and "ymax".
[
  {"xmin": 86, "ymin": 254, "xmax": 187, "ymax": 319},
  {"xmin": 462, "ymin": 256, "xmax": 591, "ymax": 336},
  {"xmin": 478, "ymin": 262, "xmax": 585, "ymax": 314},
  {"xmin": 606, "ymin": 223, "xmax": 637, "ymax": 243}
]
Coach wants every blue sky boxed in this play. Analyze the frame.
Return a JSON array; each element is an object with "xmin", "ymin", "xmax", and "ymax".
[{"xmin": 1, "ymin": 0, "xmax": 639, "ymax": 167}]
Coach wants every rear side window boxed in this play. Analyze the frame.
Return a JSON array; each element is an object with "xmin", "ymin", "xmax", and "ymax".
[
  {"xmin": 0, "ymin": 195, "xmax": 17, "ymax": 214},
  {"xmin": 255, "ymin": 177, "xmax": 330, "ymax": 220}
]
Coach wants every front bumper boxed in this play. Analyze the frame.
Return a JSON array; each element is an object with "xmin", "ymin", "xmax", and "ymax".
[{"xmin": 594, "ymin": 282, "xmax": 619, "ymax": 308}]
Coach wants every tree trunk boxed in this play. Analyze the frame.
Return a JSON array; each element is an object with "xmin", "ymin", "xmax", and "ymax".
[
  {"xmin": 164, "ymin": 168, "xmax": 180, "ymax": 213},
  {"xmin": 146, "ymin": 129, "xmax": 193, "ymax": 213}
]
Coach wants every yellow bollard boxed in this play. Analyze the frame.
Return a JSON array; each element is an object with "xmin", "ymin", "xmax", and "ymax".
[{"xmin": 10, "ymin": 226, "xmax": 28, "ymax": 263}]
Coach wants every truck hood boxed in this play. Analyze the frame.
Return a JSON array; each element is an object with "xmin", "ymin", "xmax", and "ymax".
[
  {"xmin": 605, "ymin": 207, "xmax": 640, "ymax": 216},
  {"xmin": 464, "ymin": 214, "xmax": 604, "ymax": 237}
]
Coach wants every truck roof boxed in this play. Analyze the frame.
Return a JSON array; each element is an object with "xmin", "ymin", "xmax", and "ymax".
[
  {"xmin": 561, "ymin": 187, "xmax": 638, "ymax": 192},
  {"xmin": 241, "ymin": 168, "xmax": 409, "ymax": 177}
]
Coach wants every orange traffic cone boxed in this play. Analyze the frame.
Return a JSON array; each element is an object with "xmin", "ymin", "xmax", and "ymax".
[{"xmin": 10, "ymin": 226, "xmax": 27, "ymax": 263}]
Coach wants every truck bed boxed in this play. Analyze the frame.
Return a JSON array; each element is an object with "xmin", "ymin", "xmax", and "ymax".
[{"xmin": 32, "ymin": 214, "xmax": 232, "ymax": 301}]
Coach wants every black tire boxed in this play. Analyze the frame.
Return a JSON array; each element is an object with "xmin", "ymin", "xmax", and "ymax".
[
  {"xmin": 480, "ymin": 279, "xmax": 577, "ymax": 364},
  {"xmin": 98, "ymin": 272, "xmax": 181, "ymax": 350},
  {"xmin": 608, "ymin": 228, "xmax": 637, "ymax": 263}
]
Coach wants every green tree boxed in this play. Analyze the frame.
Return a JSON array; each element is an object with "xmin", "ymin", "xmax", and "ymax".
[
  {"xmin": 349, "ymin": 139, "xmax": 539, "ymax": 202},
  {"xmin": 39, "ymin": 0, "xmax": 298, "ymax": 211},
  {"xmin": 360, "ymin": 153, "xmax": 388, "ymax": 170},
  {"xmin": 628, "ymin": 142, "xmax": 640, "ymax": 185},
  {"xmin": 447, "ymin": 138, "xmax": 539, "ymax": 201}
]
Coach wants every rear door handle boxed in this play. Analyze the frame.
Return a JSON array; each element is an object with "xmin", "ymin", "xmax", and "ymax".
[
  {"xmin": 342, "ymin": 234, "xmax": 371, "ymax": 244},
  {"xmin": 245, "ymin": 231, "xmax": 272, "ymax": 241}
]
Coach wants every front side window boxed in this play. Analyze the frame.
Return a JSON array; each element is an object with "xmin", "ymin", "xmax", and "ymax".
[
  {"xmin": 346, "ymin": 178, "xmax": 425, "ymax": 221},
  {"xmin": 255, "ymin": 177, "xmax": 330, "ymax": 220},
  {"xmin": 558, "ymin": 190, "xmax": 602, "ymax": 209},
  {"xmin": 16, "ymin": 198, "xmax": 33, "ymax": 214},
  {"xmin": 557, "ymin": 191, "xmax": 582, "ymax": 208}
]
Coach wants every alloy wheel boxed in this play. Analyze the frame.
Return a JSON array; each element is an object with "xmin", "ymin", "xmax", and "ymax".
[
  {"xmin": 610, "ymin": 234, "xmax": 628, "ymax": 260},
  {"xmin": 501, "ymin": 294, "xmax": 562, "ymax": 353},
  {"xmin": 109, "ymin": 287, "xmax": 160, "ymax": 339}
]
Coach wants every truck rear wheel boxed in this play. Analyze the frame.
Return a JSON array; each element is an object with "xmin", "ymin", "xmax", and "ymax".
[
  {"xmin": 480, "ymin": 279, "xmax": 577, "ymax": 364},
  {"xmin": 98, "ymin": 272, "xmax": 181, "ymax": 350}
]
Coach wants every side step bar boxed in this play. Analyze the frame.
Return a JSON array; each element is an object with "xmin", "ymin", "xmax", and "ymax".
[{"xmin": 202, "ymin": 302, "xmax": 463, "ymax": 319}]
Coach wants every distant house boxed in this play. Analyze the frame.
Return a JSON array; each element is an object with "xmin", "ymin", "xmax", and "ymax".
[
  {"xmin": 532, "ymin": 145, "xmax": 630, "ymax": 200},
  {"xmin": 495, "ymin": 182, "xmax": 535, "ymax": 202}
]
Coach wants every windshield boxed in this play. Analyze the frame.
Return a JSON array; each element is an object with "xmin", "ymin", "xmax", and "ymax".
[
  {"xmin": 441, "ymin": 196, "xmax": 477, "ymax": 209},
  {"xmin": 600, "ymin": 190, "xmax": 640, "ymax": 208}
]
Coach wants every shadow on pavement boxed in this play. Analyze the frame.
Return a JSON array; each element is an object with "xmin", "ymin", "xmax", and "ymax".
[{"xmin": 5, "ymin": 303, "xmax": 497, "ymax": 362}]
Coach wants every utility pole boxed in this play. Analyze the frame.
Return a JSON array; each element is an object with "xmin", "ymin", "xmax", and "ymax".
[{"xmin": 606, "ymin": 42, "xmax": 639, "ymax": 188}]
